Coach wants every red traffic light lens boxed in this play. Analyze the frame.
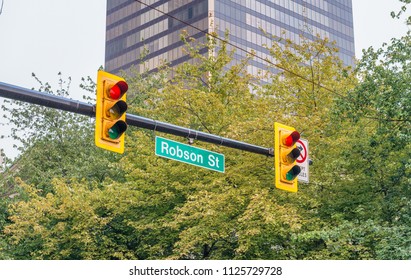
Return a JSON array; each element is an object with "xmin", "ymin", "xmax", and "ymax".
[
  {"xmin": 284, "ymin": 131, "xmax": 300, "ymax": 146},
  {"xmin": 109, "ymin": 81, "xmax": 128, "ymax": 100}
]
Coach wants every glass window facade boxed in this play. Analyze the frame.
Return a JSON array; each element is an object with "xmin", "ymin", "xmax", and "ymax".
[
  {"xmin": 105, "ymin": 0, "xmax": 209, "ymax": 73},
  {"xmin": 105, "ymin": 0, "xmax": 355, "ymax": 74}
]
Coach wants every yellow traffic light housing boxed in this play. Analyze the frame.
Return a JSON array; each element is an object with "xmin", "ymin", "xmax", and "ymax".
[
  {"xmin": 95, "ymin": 70, "xmax": 128, "ymax": 153},
  {"xmin": 274, "ymin": 122, "xmax": 301, "ymax": 192}
]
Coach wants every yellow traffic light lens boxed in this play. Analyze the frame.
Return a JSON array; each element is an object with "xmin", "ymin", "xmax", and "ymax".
[
  {"xmin": 107, "ymin": 100, "xmax": 127, "ymax": 119},
  {"xmin": 284, "ymin": 148, "xmax": 301, "ymax": 164}
]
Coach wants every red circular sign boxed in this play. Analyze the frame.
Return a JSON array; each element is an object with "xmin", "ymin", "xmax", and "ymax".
[{"xmin": 296, "ymin": 139, "xmax": 307, "ymax": 163}]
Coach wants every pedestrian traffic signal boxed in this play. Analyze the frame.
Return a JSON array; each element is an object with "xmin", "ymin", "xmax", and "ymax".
[
  {"xmin": 274, "ymin": 122, "xmax": 301, "ymax": 192},
  {"xmin": 95, "ymin": 70, "xmax": 128, "ymax": 153}
]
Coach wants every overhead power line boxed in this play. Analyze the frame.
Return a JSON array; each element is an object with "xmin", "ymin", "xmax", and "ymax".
[{"xmin": 134, "ymin": 0, "xmax": 340, "ymax": 95}]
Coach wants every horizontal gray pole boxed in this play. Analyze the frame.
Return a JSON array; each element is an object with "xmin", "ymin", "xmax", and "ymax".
[
  {"xmin": 125, "ymin": 114, "xmax": 273, "ymax": 156},
  {"xmin": 0, "ymin": 81, "xmax": 273, "ymax": 157},
  {"xmin": 0, "ymin": 82, "xmax": 95, "ymax": 117}
]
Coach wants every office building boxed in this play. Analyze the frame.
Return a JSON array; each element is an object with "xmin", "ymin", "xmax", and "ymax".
[{"xmin": 105, "ymin": 0, "xmax": 355, "ymax": 74}]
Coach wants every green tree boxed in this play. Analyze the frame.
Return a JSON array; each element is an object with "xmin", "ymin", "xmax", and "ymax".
[
  {"xmin": 330, "ymin": 33, "xmax": 411, "ymax": 259},
  {"xmin": 392, "ymin": 0, "xmax": 411, "ymax": 25},
  {"xmin": 291, "ymin": 30, "xmax": 411, "ymax": 260},
  {"xmin": 125, "ymin": 32, "xmax": 356, "ymax": 259},
  {"xmin": 9, "ymin": 29, "xmax": 403, "ymax": 260},
  {"xmin": 1, "ymin": 73, "xmax": 126, "ymax": 192},
  {"xmin": 0, "ymin": 73, "xmax": 129, "ymax": 258}
]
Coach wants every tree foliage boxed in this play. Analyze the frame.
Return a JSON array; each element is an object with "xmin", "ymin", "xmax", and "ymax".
[
  {"xmin": 392, "ymin": 0, "xmax": 411, "ymax": 25},
  {"xmin": 1, "ymin": 27, "xmax": 410, "ymax": 260}
]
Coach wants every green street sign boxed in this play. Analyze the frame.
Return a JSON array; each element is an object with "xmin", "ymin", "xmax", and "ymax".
[{"xmin": 155, "ymin": 136, "xmax": 225, "ymax": 173}]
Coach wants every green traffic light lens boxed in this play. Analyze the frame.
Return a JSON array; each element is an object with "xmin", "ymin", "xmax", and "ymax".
[
  {"xmin": 285, "ymin": 172, "xmax": 295, "ymax": 181},
  {"xmin": 108, "ymin": 121, "xmax": 127, "ymax": 139},
  {"xmin": 285, "ymin": 165, "xmax": 301, "ymax": 181},
  {"xmin": 108, "ymin": 126, "xmax": 120, "ymax": 139}
]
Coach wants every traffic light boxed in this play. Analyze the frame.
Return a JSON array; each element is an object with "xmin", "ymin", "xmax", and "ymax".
[
  {"xmin": 274, "ymin": 122, "xmax": 301, "ymax": 192},
  {"xmin": 95, "ymin": 70, "xmax": 128, "ymax": 154}
]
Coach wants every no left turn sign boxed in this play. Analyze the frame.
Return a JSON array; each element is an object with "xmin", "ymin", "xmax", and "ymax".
[{"xmin": 296, "ymin": 138, "xmax": 309, "ymax": 183}]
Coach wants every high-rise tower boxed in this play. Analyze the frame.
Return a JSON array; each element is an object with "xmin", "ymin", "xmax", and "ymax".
[{"xmin": 105, "ymin": 0, "xmax": 355, "ymax": 74}]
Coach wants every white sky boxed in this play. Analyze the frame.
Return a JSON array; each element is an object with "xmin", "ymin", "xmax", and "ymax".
[{"xmin": 0, "ymin": 0, "xmax": 410, "ymax": 160}]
